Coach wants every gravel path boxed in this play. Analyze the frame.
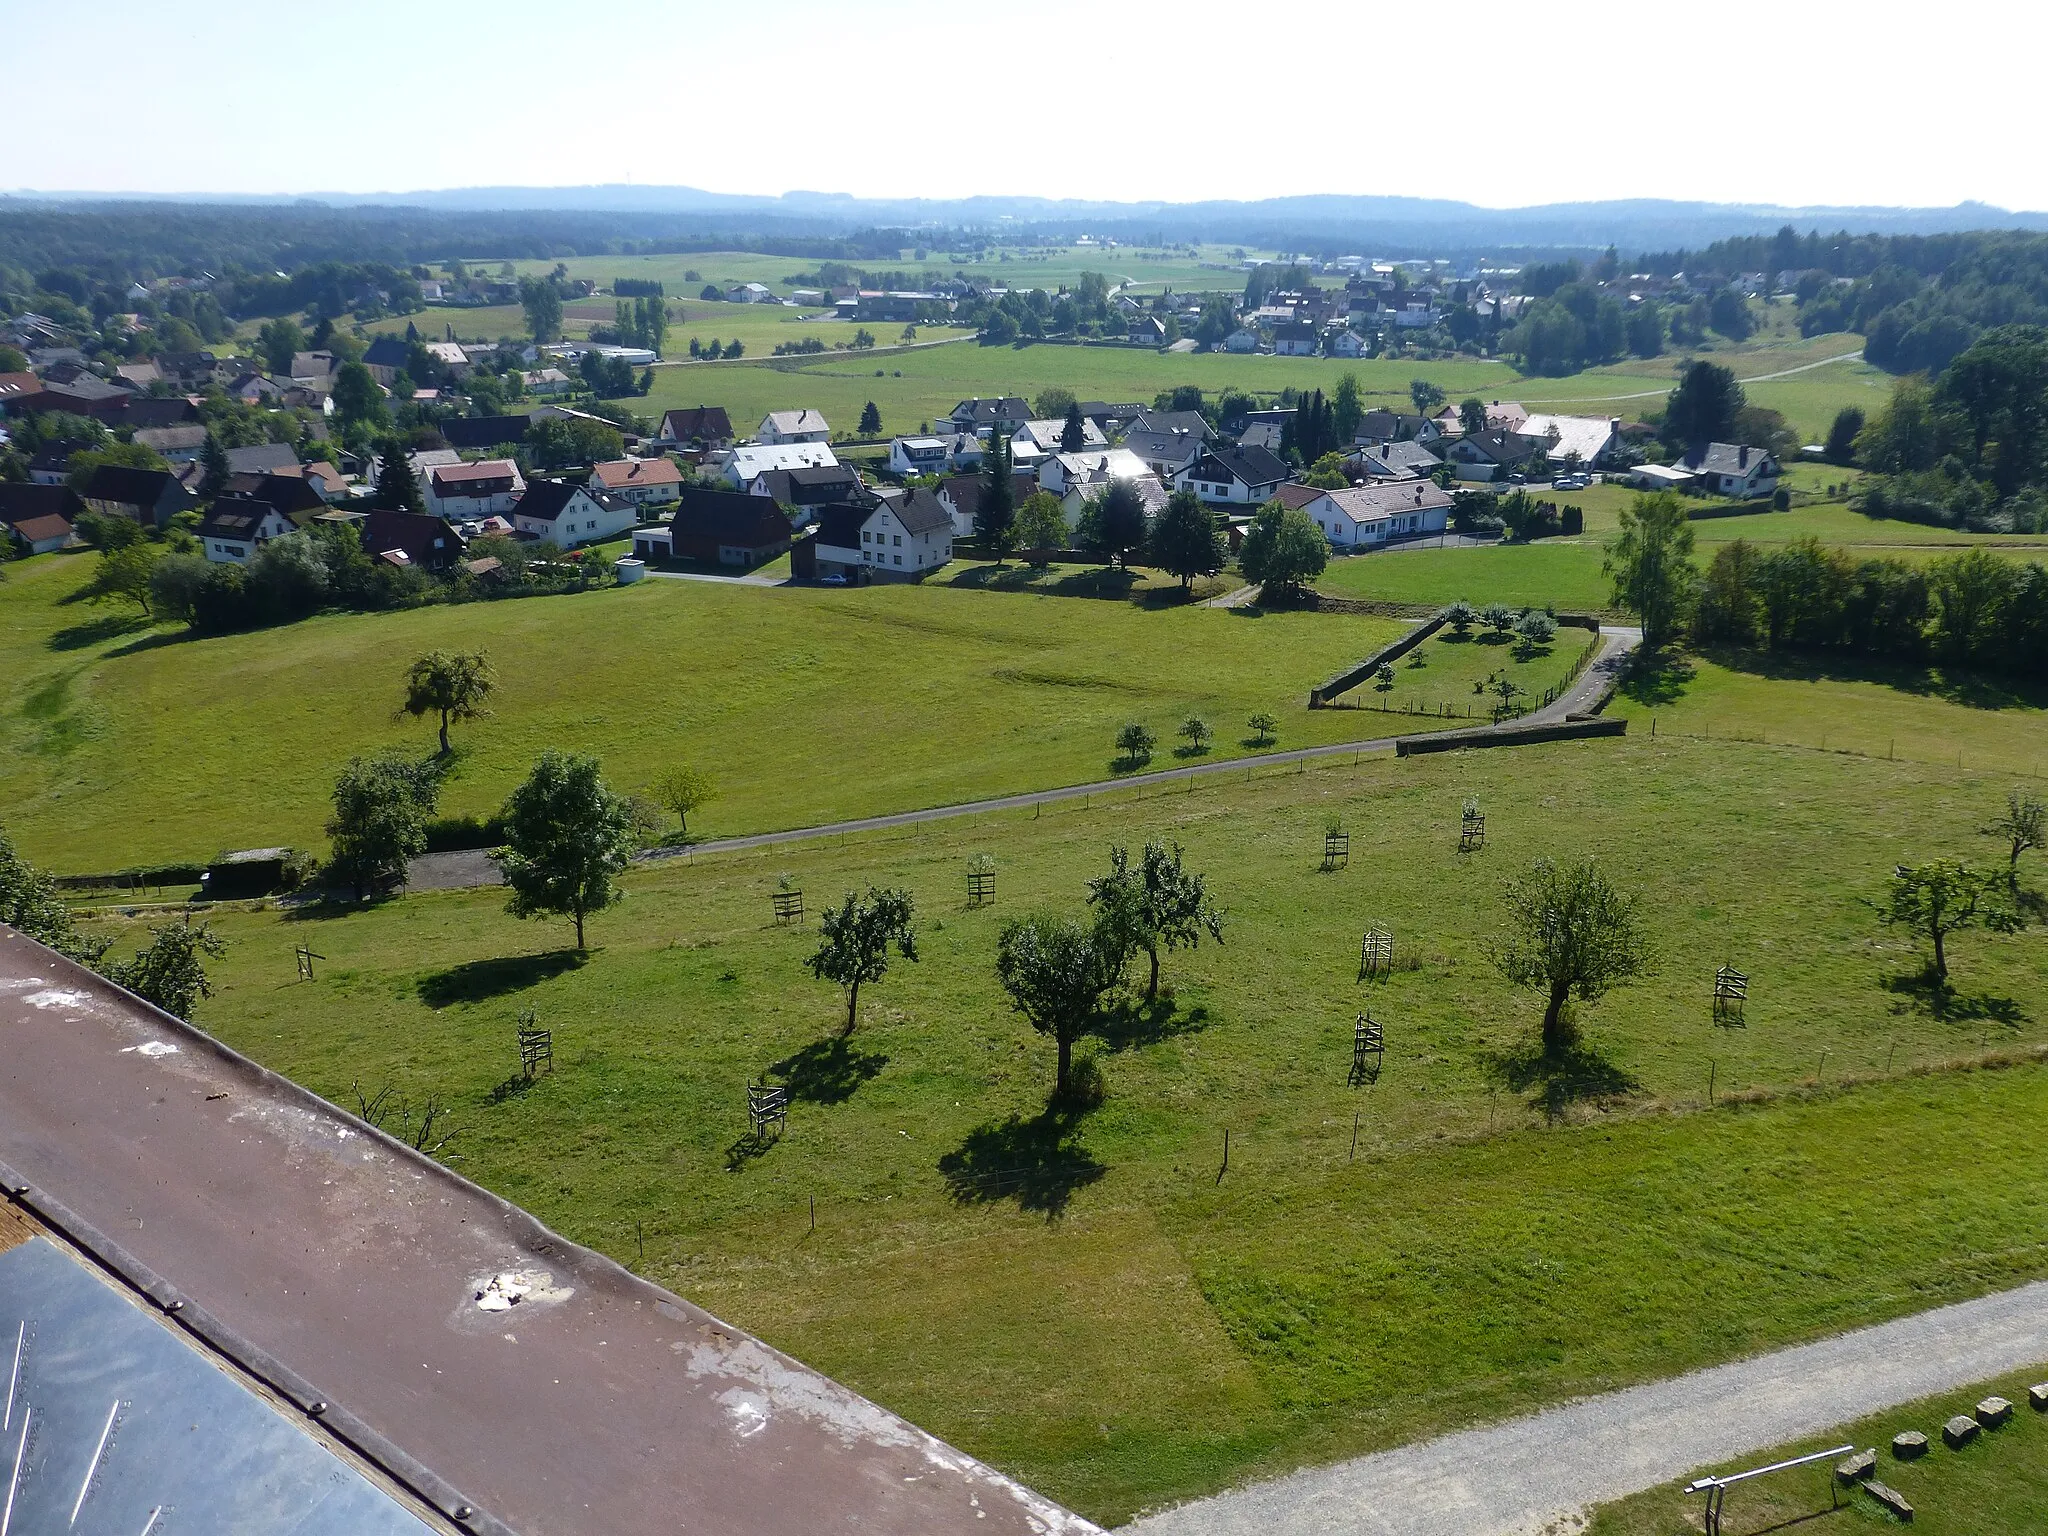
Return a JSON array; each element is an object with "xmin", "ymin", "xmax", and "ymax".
[{"xmin": 1128, "ymin": 1278, "xmax": 2048, "ymax": 1536}]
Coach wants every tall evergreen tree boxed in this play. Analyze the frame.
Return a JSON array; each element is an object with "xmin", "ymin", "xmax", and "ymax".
[
  {"xmin": 1061, "ymin": 400, "xmax": 1086, "ymax": 451},
  {"xmin": 977, "ymin": 433, "xmax": 1017, "ymax": 562},
  {"xmin": 373, "ymin": 441, "xmax": 425, "ymax": 513},
  {"xmin": 198, "ymin": 432, "xmax": 233, "ymax": 499},
  {"xmin": 858, "ymin": 400, "xmax": 883, "ymax": 435}
]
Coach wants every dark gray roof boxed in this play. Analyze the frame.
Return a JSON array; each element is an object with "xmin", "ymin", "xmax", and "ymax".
[
  {"xmin": 512, "ymin": 479, "xmax": 609, "ymax": 524},
  {"xmin": 1130, "ymin": 409, "xmax": 1212, "ymax": 441},
  {"xmin": 0, "ymin": 481, "xmax": 82, "ymax": 525},
  {"xmin": 225, "ymin": 442, "xmax": 299, "ymax": 474},
  {"xmin": 1195, "ymin": 444, "xmax": 1289, "ymax": 487},
  {"xmin": 196, "ymin": 494, "xmax": 289, "ymax": 541},
  {"xmin": 1682, "ymin": 441, "xmax": 1777, "ymax": 475},
  {"xmin": 1123, "ymin": 427, "xmax": 1205, "ymax": 462},
  {"xmin": 81, "ymin": 463, "xmax": 188, "ymax": 508},
  {"xmin": 670, "ymin": 485, "xmax": 795, "ymax": 547},
  {"xmin": 887, "ymin": 486, "xmax": 953, "ymax": 535}
]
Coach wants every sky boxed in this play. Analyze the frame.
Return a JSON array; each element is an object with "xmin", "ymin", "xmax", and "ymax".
[{"xmin": 1, "ymin": 0, "xmax": 2039, "ymax": 212}]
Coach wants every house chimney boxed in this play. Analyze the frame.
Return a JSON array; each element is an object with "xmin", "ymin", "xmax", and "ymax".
[{"xmin": 1739, "ymin": 445, "xmax": 1749, "ymax": 467}]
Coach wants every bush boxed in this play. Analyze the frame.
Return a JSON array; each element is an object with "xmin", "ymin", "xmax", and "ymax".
[
  {"xmin": 1772, "ymin": 487, "xmax": 1791, "ymax": 511},
  {"xmin": 423, "ymin": 814, "xmax": 507, "ymax": 852}
]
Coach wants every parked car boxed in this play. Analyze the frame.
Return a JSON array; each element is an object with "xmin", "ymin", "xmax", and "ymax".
[{"xmin": 1552, "ymin": 474, "xmax": 1591, "ymax": 491}]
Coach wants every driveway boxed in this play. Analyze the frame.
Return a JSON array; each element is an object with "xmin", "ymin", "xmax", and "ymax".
[{"xmin": 1127, "ymin": 1276, "xmax": 2048, "ymax": 1536}]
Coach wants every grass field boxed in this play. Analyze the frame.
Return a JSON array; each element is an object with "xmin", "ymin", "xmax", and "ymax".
[
  {"xmin": 1317, "ymin": 542, "xmax": 1618, "ymax": 612},
  {"xmin": 85, "ymin": 733, "xmax": 2048, "ymax": 1524},
  {"xmin": 0, "ymin": 552, "xmax": 1427, "ymax": 873},
  {"xmin": 1588, "ymin": 1370, "xmax": 2048, "ymax": 1534}
]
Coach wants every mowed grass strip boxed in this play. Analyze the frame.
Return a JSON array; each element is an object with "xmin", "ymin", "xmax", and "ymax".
[
  {"xmin": 109, "ymin": 735, "xmax": 2048, "ymax": 1522},
  {"xmin": 1587, "ymin": 1369, "xmax": 2048, "ymax": 1535},
  {"xmin": 0, "ymin": 553, "xmax": 1412, "ymax": 871}
]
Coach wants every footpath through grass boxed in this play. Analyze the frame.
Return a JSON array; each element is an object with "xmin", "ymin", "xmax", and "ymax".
[
  {"xmin": 98, "ymin": 735, "xmax": 2048, "ymax": 1524},
  {"xmin": 0, "ymin": 553, "xmax": 1416, "ymax": 872},
  {"xmin": 1588, "ymin": 1370, "xmax": 2048, "ymax": 1534}
]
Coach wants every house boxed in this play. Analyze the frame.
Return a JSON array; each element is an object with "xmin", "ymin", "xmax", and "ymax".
[
  {"xmin": 423, "ymin": 341, "xmax": 471, "ymax": 378},
  {"xmin": 154, "ymin": 351, "xmax": 219, "ymax": 390},
  {"xmin": 758, "ymin": 409, "xmax": 831, "ymax": 445},
  {"xmin": 280, "ymin": 460, "xmax": 351, "ymax": 503},
  {"xmin": 1355, "ymin": 410, "xmax": 1442, "ymax": 447},
  {"xmin": 0, "ymin": 482, "xmax": 81, "ymax": 552},
  {"xmin": 525, "ymin": 367, "xmax": 572, "ymax": 395},
  {"xmin": 426, "ymin": 459, "xmax": 524, "ymax": 518},
  {"xmin": 1299, "ymin": 481, "xmax": 1454, "ymax": 549},
  {"xmin": 888, "ymin": 435, "xmax": 952, "ymax": 476},
  {"xmin": 657, "ymin": 405, "xmax": 734, "ymax": 447},
  {"xmin": 1011, "ymin": 417, "xmax": 1107, "ymax": 455},
  {"xmin": 512, "ymin": 481, "xmax": 637, "ymax": 548},
  {"xmin": 1354, "ymin": 439, "xmax": 1443, "ymax": 480},
  {"xmin": 359, "ymin": 508, "xmax": 465, "ymax": 571},
  {"xmin": 132, "ymin": 424, "xmax": 208, "ymax": 462},
  {"xmin": 935, "ymin": 470, "xmax": 1038, "ymax": 538},
  {"xmin": 289, "ymin": 351, "xmax": 340, "ymax": 383},
  {"xmin": 442, "ymin": 414, "xmax": 536, "ymax": 452},
  {"xmin": 1223, "ymin": 328, "xmax": 1261, "ymax": 353},
  {"xmin": 944, "ymin": 397, "xmax": 1032, "ymax": 436},
  {"xmin": 1272, "ymin": 322, "xmax": 1320, "ymax": 356},
  {"xmin": 223, "ymin": 472, "xmax": 327, "ymax": 523},
  {"xmin": 1442, "ymin": 429, "xmax": 1545, "ymax": 482},
  {"xmin": 807, "ymin": 489, "xmax": 954, "ymax": 582},
  {"xmin": 1679, "ymin": 442, "xmax": 1781, "ymax": 498},
  {"xmin": 721, "ymin": 442, "xmax": 840, "ymax": 486},
  {"xmin": 28, "ymin": 442, "xmax": 89, "ymax": 486},
  {"xmin": 1037, "ymin": 447, "xmax": 1151, "ymax": 500},
  {"xmin": 749, "ymin": 463, "xmax": 865, "ymax": 517},
  {"xmin": 589, "ymin": 456, "xmax": 684, "ymax": 509},
  {"xmin": 1482, "ymin": 399, "xmax": 1530, "ymax": 431},
  {"xmin": 1328, "ymin": 329, "xmax": 1367, "ymax": 358},
  {"xmin": 653, "ymin": 485, "xmax": 795, "ymax": 567},
  {"xmin": 1122, "ymin": 426, "xmax": 1206, "ymax": 481},
  {"xmin": 32, "ymin": 375, "xmax": 134, "ymax": 421},
  {"xmin": 1519, "ymin": 414, "xmax": 1623, "ymax": 471},
  {"xmin": 726, "ymin": 282, "xmax": 775, "ymax": 303},
  {"xmin": 115, "ymin": 360, "xmax": 163, "ymax": 390},
  {"xmin": 1127, "ymin": 314, "xmax": 1168, "ymax": 346},
  {"xmin": 1076, "ymin": 401, "xmax": 1147, "ymax": 435},
  {"xmin": 225, "ymin": 372, "xmax": 283, "ymax": 405},
  {"xmin": 1175, "ymin": 444, "xmax": 1290, "ymax": 505},
  {"xmin": 0, "ymin": 372, "xmax": 43, "ymax": 414},
  {"xmin": 1238, "ymin": 423, "xmax": 1287, "ymax": 454},
  {"xmin": 1129, "ymin": 409, "xmax": 1213, "ymax": 444},
  {"xmin": 195, "ymin": 495, "xmax": 299, "ymax": 564},
  {"xmin": 78, "ymin": 464, "xmax": 193, "ymax": 527},
  {"xmin": 225, "ymin": 442, "xmax": 299, "ymax": 476},
  {"xmin": 123, "ymin": 396, "xmax": 201, "ymax": 430}
]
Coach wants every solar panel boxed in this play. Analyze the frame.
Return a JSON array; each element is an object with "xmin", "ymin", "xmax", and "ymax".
[{"xmin": 0, "ymin": 1238, "xmax": 435, "ymax": 1534}]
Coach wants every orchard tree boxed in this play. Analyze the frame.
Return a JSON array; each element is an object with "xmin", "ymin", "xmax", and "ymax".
[
  {"xmin": 807, "ymin": 886, "xmax": 918, "ymax": 1034},
  {"xmin": 1881, "ymin": 859, "xmax": 2021, "ymax": 983},
  {"xmin": 1114, "ymin": 721, "xmax": 1156, "ymax": 767},
  {"xmin": 0, "ymin": 823, "xmax": 84, "ymax": 955},
  {"xmin": 78, "ymin": 543, "xmax": 156, "ymax": 617},
  {"xmin": 1238, "ymin": 501, "xmax": 1328, "ymax": 601},
  {"xmin": 500, "ymin": 750, "xmax": 637, "ymax": 950},
  {"xmin": 401, "ymin": 650, "xmax": 494, "ymax": 755},
  {"xmin": 648, "ymin": 766, "xmax": 717, "ymax": 837},
  {"xmin": 1489, "ymin": 858, "xmax": 1650, "ymax": 1058},
  {"xmin": 326, "ymin": 752, "xmax": 439, "ymax": 899},
  {"xmin": 996, "ymin": 911, "xmax": 1121, "ymax": 1097},
  {"xmin": 1409, "ymin": 378, "xmax": 1446, "ymax": 415},
  {"xmin": 1605, "ymin": 491, "xmax": 1698, "ymax": 650},
  {"xmin": 102, "ymin": 921, "xmax": 227, "ymax": 1020},
  {"xmin": 1987, "ymin": 789, "xmax": 2047, "ymax": 874},
  {"xmin": 1149, "ymin": 488, "xmax": 1225, "ymax": 590},
  {"xmin": 1088, "ymin": 840, "xmax": 1224, "ymax": 1002},
  {"xmin": 1246, "ymin": 712, "xmax": 1278, "ymax": 746}
]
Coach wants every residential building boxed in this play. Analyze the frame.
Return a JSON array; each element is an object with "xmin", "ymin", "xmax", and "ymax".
[
  {"xmin": 936, "ymin": 470, "xmax": 1037, "ymax": 538},
  {"xmin": 1223, "ymin": 328, "xmax": 1261, "ymax": 353},
  {"xmin": 1037, "ymin": 447, "xmax": 1150, "ymax": 500},
  {"xmin": 1624, "ymin": 463, "xmax": 1699, "ymax": 492},
  {"xmin": 748, "ymin": 464, "xmax": 865, "ymax": 518},
  {"xmin": 155, "ymin": 351, "xmax": 219, "ymax": 390},
  {"xmin": 1355, "ymin": 410, "xmax": 1442, "ymax": 447},
  {"xmin": 727, "ymin": 282, "xmax": 775, "ymax": 303},
  {"xmin": 888, "ymin": 435, "xmax": 953, "ymax": 476},
  {"xmin": 1129, "ymin": 409, "xmax": 1213, "ymax": 444},
  {"xmin": 78, "ymin": 464, "xmax": 193, "ymax": 527},
  {"xmin": 5, "ymin": 511, "xmax": 74, "ymax": 554},
  {"xmin": 1127, "ymin": 314, "xmax": 1167, "ymax": 346},
  {"xmin": 1679, "ymin": 442, "xmax": 1781, "ymax": 498},
  {"xmin": 513, "ymin": 481, "xmax": 636, "ymax": 548},
  {"xmin": 1011, "ymin": 417, "xmax": 1107, "ymax": 455},
  {"xmin": 223, "ymin": 472, "xmax": 327, "ymax": 524},
  {"xmin": 442, "ymin": 414, "xmax": 535, "ymax": 452},
  {"xmin": 1353, "ymin": 439, "xmax": 1443, "ymax": 480},
  {"xmin": 944, "ymin": 397, "xmax": 1032, "ymax": 436},
  {"xmin": 359, "ymin": 508, "xmax": 465, "ymax": 571},
  {"xmin": 1328, "ymin": 329, "xmax": 1368, "ymax": 358},
  {"xmin": 1299, "ymin": 481, "xmax": 1454, "ymax": 549},
  {"xmin": 1076, "ymin": 401, "xmax": 1147, "ymax": 435},
  {"xmin": 1272, "ymin": 322, "xmax": 1320, "ymax": 356},
  {"xmin": 1175, "ymin": 445, "xmax": 1290, "ymax": 505},
  {"xmin": 225, "ymin": 442, "xmax": 299, "ymax": 476},
  {"xmin": 657, "ymin": 405, "xmax": 735, "ymax": 447},
  {"xmin": 758, "ymin": 409, "xmax": 831, "ymax": 444},
  {"xmin": 0, "ymin": 372, "xmax": 42, "ymax": 414},
  {"xmin": 589, "ymin": 456, "xmax": 684, "ymax": 509},
  {"xmin": 808, "ymin": 489, "xmax": 954, "ymax": 581},
  {"xmin": 1442, "ymin": 429, "xmax": 1545, "ymax": 482},
  {"xmin": 132, "ymin": 424, "xmax": 208, "ymax": 462},
  {"xmin": 195, "ymin": 495, "xmax": 299, "ymax": 564},
  {"xmin": 721, "ymin": 442, "xmax": 840, "ymax": 486},
  {"xmin": 426, "ymin": 459, "xmax": 525, "ymax": 518},
  {"xmin": 1520, "ymin": 414, "xmax": 1624, "ymax": 470},
  {"xmin": 525, "ymin": 367, "xmax": 572, "ymax": 394},
  {"xmin": 649, "ymin": 485, "xmax": 795, "ymax": 567},
  {"xmin": 0, "ymin": 482, "xmax": 81, "ymax": 552},
  {"xmin": 1122, "ymin": 426, "xmax": 1205, "ymax": 481}
]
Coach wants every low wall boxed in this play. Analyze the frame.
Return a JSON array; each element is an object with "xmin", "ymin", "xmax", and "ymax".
[
  {"xmin": 1309, "ymin": 614, "xmax": 1446, "ymax": 708},
  {"xmin": 1394, "ymin": 716, "xmax": 1628, "ymax": 757}
]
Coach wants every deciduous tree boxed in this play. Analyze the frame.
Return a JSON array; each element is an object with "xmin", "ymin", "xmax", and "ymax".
[
  {"xmin": 1880, "ymin": 859, "xmax": 2020, "ymax": 982},
  {"xmin": 401, "ymin": 650, "xmax": 495, "ymax": 755},
  {"xmin": 1987, "ymin": 789, "xmax": 2047, "ymax": 873},
  {"xmin": 327, "ymin": 753, "xmax": 439, "ymax": 900},
  {"xmin": 807, "ymin": 886, "xmax": 918, "ymax": 1034},
  {"xmin": 101, "ymin": 921, "xmax": 227, "ymax": 1020},
  {"xmin": 1148, "ymin": 488, "xmax": 1225, "ymax": 590},
  {"xmin": 1489, "ymin": 858, "xmax": 1649, "ymax": 1057},
  {"xmin": 500, "ymin": 750, "xmax": 637, "ymax": 950},
  {"xmin": 648, "ymin": 766, "xmax": 717, "ymax": 837},
  {"xmin": 1238, "ymin": 501, "xmax": 1328, "ymax": 601},
  {"xmin": 1604, "ymin": 491, "xmax": 1698, "ymax": 650},
  {"xmin": 1088, "ymin": 840, "xmax": 1225, "ymax": 1001},
  {"xmin": 996, "ymin": 911, "xmax": 1120, "ymax": 1097},
  {"xmin": 1015, "ymin": 490, "xmax": 1068, "ymax": 561},
  {"xmin": 1661, "ymin": 361, "xmax": 1744, "ymax": 450}
]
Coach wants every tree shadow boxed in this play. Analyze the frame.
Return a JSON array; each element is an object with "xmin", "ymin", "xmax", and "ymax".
[
  {"xmin": 947, "ymin": 564, "xmax": 1045, "ymax": 593},
  {"xmin": 1882, "ymin": 967, "xmax": 2028, "ymax": 1025},
  {"xmin": 1046, "ymin": 566, "xmax": 1139, "ymax": 601},
  {"xmin": 1480, "ymin": 1038, "xmax": 1642, "ymax": 1121},
  {"xmin": 1172, "ymin": 741, "xmax": 1212, "ymax": 760},
  {"xmin": 104, "ymin": 628, "xmax": 197, "ymax": 660},
  {"xmin": 1622, "ymin": 651, "xmax": 1696, "ymax": 707},
  {"xmin": 1109, "ymin": 753, "xmax": 1155, "ymax": 776},
  {"xmin": 938, "ymin": 1101, "xmax": 1105, "ymax": 1218},
  {"xmin": 770, "ymin": 1035, "xmax": 889, "ymax": 1105},
  {"xmin": 1096, "ymin": 997, "xmax": 1211, "ymax": 1053},
  {"xmin": 47, "ymin": 612, "xmax": 154, "ymax": 651},
  {"xmin": 416, "ymin": 949, "xmax": 588, "ymax": 1007}
]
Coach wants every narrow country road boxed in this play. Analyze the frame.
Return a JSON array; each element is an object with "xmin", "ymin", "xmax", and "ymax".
[
  {"xmin": 1523, "ymin": 346, "xmax": 1865, "ymax": 406},
  {"xmin": 1127, "ymin": 1277, "xmax": 2048, "ymax": 1536},
  {"xmin": 406, "ymin": 626, "xmax": 1638, "ymax": 889}
]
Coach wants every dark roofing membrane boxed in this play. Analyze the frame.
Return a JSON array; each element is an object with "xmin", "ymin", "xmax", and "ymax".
[{"xmin": 0, "ymin": 927, "xmax": 1099, "ymax": 1536}]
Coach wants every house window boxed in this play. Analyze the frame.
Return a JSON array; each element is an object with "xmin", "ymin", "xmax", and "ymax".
[
  {"xmin": 893, "ymin": 555, "xmax": 902, "ymax": 566},
  {"xmin": 892, "ymin": 535, "xmax": 901, "ymax": 547},
  {"xmin": 862, "ymin": 530, "xmax": 871, "ymax": 542}
]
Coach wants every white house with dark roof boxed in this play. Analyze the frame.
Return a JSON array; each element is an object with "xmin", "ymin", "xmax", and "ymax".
[
  {"xmin": 1010, "ymin": 417, "xmax": 1107, "ymax": 455},
  {"xmin": 1352, "ymin": 439, "xmax": 1443, "ymax": 480},
  {"xmin": 719, "ymin": 441, "xmax": 841, "ymax": 486},
  {"xmin": 196, "ymin": 495, "xmax": 298, "ymax": 564},
  {"xmin": 1299, "ymin": 481, "xmax": 1454, "ymax": 549},
  {"xmin": 1121, "ymin": 426, "xmax": 1205, "ymax": 482},
  {"xmin": 513, "ymin": 481, "xmax": 637, "ymax": 548},
  {"xmin": 944, "ymin": 397, "xmax": 1032, "ymax": 436},
  {"xmin": 808, "ymin": 487, "xmax": 955, "ymax": 580},
  {"xmin": 758, "ymin": 409, "xmax": 831, "ymax": 445},
  {"xmin": 1679, "ymin": 441, "xmax": 1781, "ymax": 497},
  {"xmin": 1520, "ymin": 414, "xmax": 1624, "ymax": 470},
  {"xmin": 1174, "ymin": 444, "xmax": 1290, "ymax": 505}
]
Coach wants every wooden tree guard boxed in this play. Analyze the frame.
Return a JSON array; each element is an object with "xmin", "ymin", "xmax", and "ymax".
[
  {"xmin": 967, "ymin": 869, "xmax": 996, "ymax": 906},
  {"xmin": 1322, "ymin": 831, "xmax": 1350, "ymax": 871},
  {"xmin": 747, "ymin": 1081, "xmax": 789, "ymax": 1141},
  {"xmin": 517, "ymin": 1008, "xmax": 553, "ymax": 1076},
  {"xmin": 294, "ymin": 945, "xmax": 324, "ymax": 982},
  {"xmin": 1350, "ymin": 1012, "xmax": 1385, "ymax": 1086},
  {"xmin": 1713, "ymin": 965, "xmax": 1749, "ymax": 1024},
  {"xmin": 1358, "ymin": 926, "xmax": 1393, "ymax": 981},
  {"xmin": 771, "ymin": 888, "xmax": 805, "ymax": 925},
  {"xmin": 1460, "ymin": 811, "xmax": 1487, "ymax": 852}
]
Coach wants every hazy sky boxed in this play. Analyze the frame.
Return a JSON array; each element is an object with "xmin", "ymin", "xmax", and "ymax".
[{"xmin": 2, "ymin": 0, "xmax": 2036, "ymax": 210}]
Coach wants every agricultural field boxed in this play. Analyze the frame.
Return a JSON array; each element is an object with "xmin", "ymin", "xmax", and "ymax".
[
  {"xmin": 0, "ymin": 550, "xmax": 1433, "ymax": 874},
  {"xmin": 1588, "ymin": 1371, "xmax": 2048, "ymax": 1534},
  {"xmin": 85, "ymin": 731, "xmax": 2048, "ymax": 1524}
]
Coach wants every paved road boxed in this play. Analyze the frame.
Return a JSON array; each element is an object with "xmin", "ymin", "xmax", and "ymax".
[
  {"xmin": 404, "ymin": 626, "xmax": 1637, "ymax": 889},
  {"xmin": 642, "ymin": 566, "xmax": 787, "ymax": 586},
  {"xmin": 1128, "ymin": 1277, "xmax": 2048, "ymax": 1536}
]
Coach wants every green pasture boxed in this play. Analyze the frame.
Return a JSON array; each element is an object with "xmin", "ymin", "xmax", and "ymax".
[{"xmin": 89, "ymin": 733, "xmax": 2048, "ymax": 1524}]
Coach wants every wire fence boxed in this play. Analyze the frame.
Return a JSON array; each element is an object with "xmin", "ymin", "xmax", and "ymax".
[{"xmin": 1644, "ymin": 716, "xmax": 2046, "ymax": 781}]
